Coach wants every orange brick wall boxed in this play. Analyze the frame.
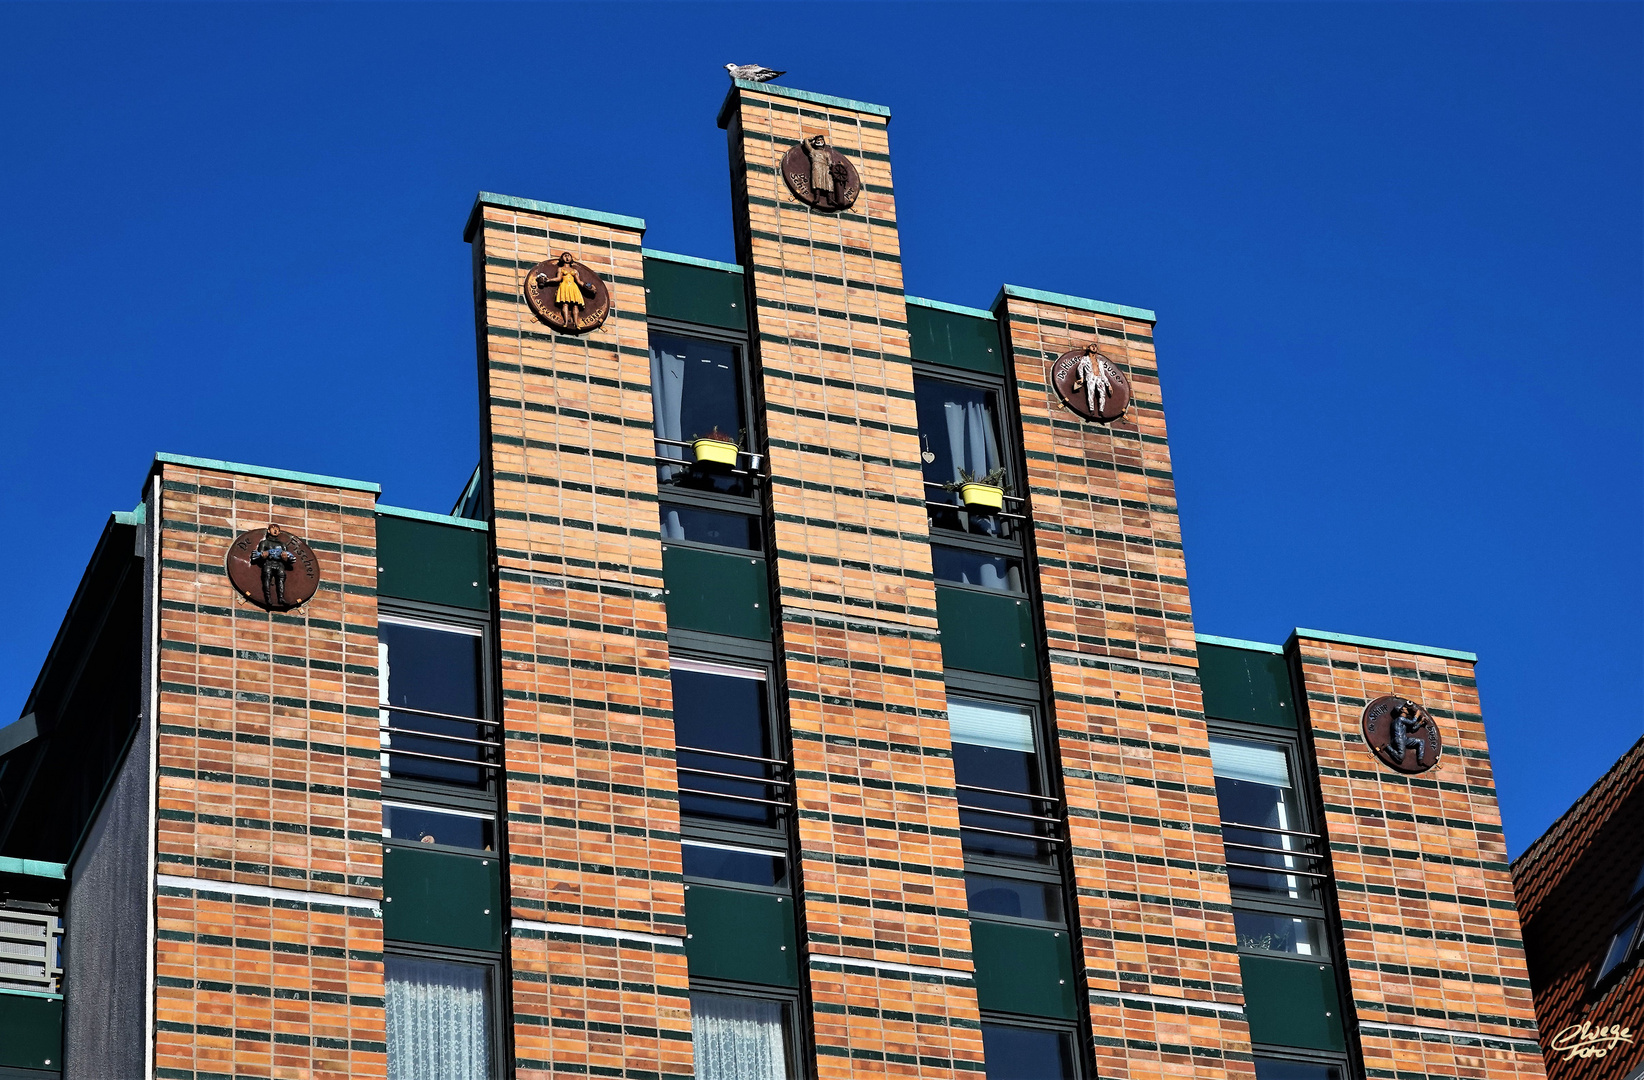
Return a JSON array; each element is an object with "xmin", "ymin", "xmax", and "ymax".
[
  {"xmin": 722, "ymin": 84, "xmax": 986, "ymax": 1080},
  {"xmin": 998, "ymin": 293, "xmax": 1259, "ymax": 1080},
  {"xmin": 1293, "ymin": 634, "xmax": 1547, "ymax": 1079},
  {"xmin": 149, "ymin": 461, "xmax": 386, "ymax": 1080},
  {"xmin": 469, "ymin": 199, "xmax": 695, "ymax": 1079}
]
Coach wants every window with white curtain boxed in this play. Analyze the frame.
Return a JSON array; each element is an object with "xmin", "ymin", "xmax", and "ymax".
[
  {"xmin": 690, "ymin": 989, "xmax": 794, "ymax": 1080},
  {"xmin": 385, "ymin": 953, "xmax": 494, "ymax": 1080}
]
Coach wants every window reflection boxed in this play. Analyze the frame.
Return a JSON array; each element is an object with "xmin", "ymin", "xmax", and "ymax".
[
  {"xmin": 1253, "ymin": 1059, "xmax": 1343, "ymax": 1080},
  {"xmin": 660, "ymin": 501, "xmax": 760, "ymax": 550},
  {"xmin": 950, "ymin": 698, "xmax": 1054, "ymax": 864},
  {"xmin": 931, "ymin": 545, "xmax": 1024, "ymax": 593},
  {"xmin": 1209, "ymin": 736, "xmax": 1317, "ymax": 901},
  {"xmin": 1233, "ymin": 910, "xmax": 1325, "ymax": 957},
  {"xmin": 384, "ymin": 803, "xmax": 495, "ymax": 852},
  {"xmin": 380, "ymin": 621, "xmax": 489, "ymax": 788},
  {"xmin": 671, "ymin": 666, "xmax": 777, "ymax": 827},
  {"xmin": 682, "ymin": 841, "xmax": 786, "ymax": 889},
  {"xmin": 980, "ymin": 1022, "xmax": 1076, "ymax": 1080},
  {"xmin": 965, "ymin": 872, "xmax": 1063, "ymax": 923}
]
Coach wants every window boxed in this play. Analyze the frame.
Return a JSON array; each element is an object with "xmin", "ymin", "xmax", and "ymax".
[
  {"xmin": 1233, "ymin": 910, "xmax": 1326, "ymax": 958},
  {"xmin": 383, "ymin": 801, "xmax": 496, "ymax": 853},
  {"xmin": 950, "ymin": 697, "xmax": 1058, "ymax": 865},
  {"xmin": 1252, "ymin": 1058, "xmax": 1344, "ymax": 1080},
  {"xmin": 671, "ymin": 658, "xmax": 790, "ymax": 887},
  {"xmin": 980, "ymin": 1019, "xmax": 1078, "ymax": 1080},
  {"xmin": 912, "ymin": 372, "xmax": 1026, "ymax": 593},
  {"xmin": 385, "ymin": 952, "xmax": 496, "ymax": 1080},
  {"xmin": 1210, "ymin": 736, "xmax": 1322, "ymax": 904},
  {"xmin": 689, "ymin": 988, "xmax": 797, "ymax": 1080},
  {"xmin": 1596, "ymin": 860, "xmax": 1644, "ymax": 987},
  {"xmin": 652, "ymin": 330, "xmax": 756, "ymax": 499},
  {"xmin": 379, "ymin": 618, "xmax": 494, "ymax": 790}
]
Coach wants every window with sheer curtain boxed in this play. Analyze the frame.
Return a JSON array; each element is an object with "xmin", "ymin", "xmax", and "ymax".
[
  {"xmin": 385, "ymin": 954, "xmax": 493, "ymax": 1080},
  {"xmin": 690, "ymin": 990, "xmax": 793, "ymax": 1080}
]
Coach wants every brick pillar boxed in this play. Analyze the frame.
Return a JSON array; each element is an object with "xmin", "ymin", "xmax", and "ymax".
[
  {"xmin": 148, "ymin": 458, "xmax": 386, "ymax": 1080},
  {"xmin": 996, "ymin": 292, "xmax": 1258, "ymax": 1080},
  {"xmin": 467, "ymin": 195, "xmax": 693, "ymax": 1080},
  {"xmin": 720, "ymin": 82, "xmax": 984, "ymax": 1079},
  {"xmin": 1291, "ymin": 633, "xmax": 1547, "ymax": 1080}
]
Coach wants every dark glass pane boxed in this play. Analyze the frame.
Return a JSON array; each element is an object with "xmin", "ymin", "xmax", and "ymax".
[
  {"xmin": 381, "ymin": 621, "xmax": 482, "ymax": 719},
  {"xmin": 651, "ymin": 332, "xmax": 750, "ymax": 497},
  {"xmin": 690, "ymin": 992, "xmax": 794, "ymax": 1080},
  {"xmin": 660, "ymin": 502, "xmax": 760, "ymax": 550},
  {"xmin": 913, "ymin": 375, "xmax": 1014, "ymax": 539},
  {"xmin": 931, "ymin": 545, "xmax": 1024, "ymax": 592},
  {"xmin": 385, "ymin": 803, "xmax": 496, "ymax": 852},
  {"xmin": 965, "ymin": 872, "xmax": 1063, "ymax": 923},
  {"xmin": 1253, "ymin": 1059, "xmax": 1343, "ymax": 1080},
  {"xmin": 1597, "ymin": 913, "xmax": 1641, "ymax": 981},
  {"xmin": 980, "ymin": 1022, "xmax": 1075, "ymax": 1080},
  {"xmin": 671, "ymin": 668, "xmax": 776, "ymax": 826},
  {"xmin": 383, "ymin": 711, "xmax": 490, "ymax": 787},
  {"xmin": 683, "ymin": 842, "xmax": 786, "ymax": 888},
  {"xmin": 1233, "ymin": 910, "xmax": 1326, "ymax": 957},
  {"xmin": 953, "ymin": 743, "xmax": 1052, "ymax": 862}
]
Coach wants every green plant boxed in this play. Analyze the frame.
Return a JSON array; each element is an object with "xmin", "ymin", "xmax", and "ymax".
[
  {"xmin": 941, "ymin": 466, "xmax": 1007, "ymax": 493},
  {"xmin": 692, "ymin": 427, "xmax": 740, "ymax": 446}
]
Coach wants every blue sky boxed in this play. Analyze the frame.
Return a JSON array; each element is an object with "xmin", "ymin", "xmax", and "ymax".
[{"xmin": 0, "ymin": 3, "xmax": 1638, "ymax": 857}]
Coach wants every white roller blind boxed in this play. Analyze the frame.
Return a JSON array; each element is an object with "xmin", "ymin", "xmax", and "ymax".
[
  {"xmin": 948, "ymin": 698, "xmax": 1035, "ymax": 753},
  {"xmin": 1209, "ymin": 737, "xmax": 1292, "ymax": 788}
]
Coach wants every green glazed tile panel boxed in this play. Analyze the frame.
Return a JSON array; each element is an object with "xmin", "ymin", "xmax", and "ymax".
[
  {"xmin": 662, "ymin": 545, "xmax": 771, "ymax": 641},
  {"xmin": 1239, "ymin": 954, "xmax": 1346, "ymax": 1052},
  {"xmin": 970, "ymin": 919, "xmax": 1077, "ymax": 1019},
  {"xmin": 1198, "ymin": 642, "xmax": 1297, "ymax": 729},
  {"xmin": 935, "ymin": 586, "xmax": 1037, "ymax": 680},
  {"xmin": 382, "ymin": 845, "xmax": 502, "ymax": 952},
  {"xmin": 377, "ymin": 513, "xmax": 490, "ymax": 611},
  {"xmin": 644, "ymin": 256, "xmax": 747, "ymax": 332},
  {"xmin": 907, "ymin": 301, "xmax": 1004, "ymax": 375},
  {"xmin": 684, "ymin": 884, "xmax": 798, "ymax": 987},
  {"xmin": 0, "ymin": 992, "xmax": 61, "ymax": 1072}
]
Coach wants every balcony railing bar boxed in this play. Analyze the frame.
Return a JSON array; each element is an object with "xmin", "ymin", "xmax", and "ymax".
[
  {"xmin": 955, "ymin": 783, "xmax": 1060, "ymax": 804},
  {"xmin": 677, "ymin": 745, "xmax": 789, "ymax": 768},
  {"xmin": 380, "ymin": 726, "xmax": 500, "ymax": 750},
  {"xmin": 381, "ymin": 747, "xmax": 501, "ymax": 770},
  {"xmin": 1222, "ymin": 821, "xmax": 1320, "ymax": 840},
  {"xmin": 379, "ymin": 703, "xmax": 493, "ymax": 726},
  {"xmin": 957, "ymin": 804, "xmax": 1064, "ymax": 826},
  {"xmin": 961, "ymin": 823, "xmax": 1067, "ymax": 844},
  {"xmin": 679, "ymin": 787, "xmax": 789, "ymax": 809},
  {"xmin": 677, "ymin": 766, "xmax": 792, "ymax": 789},
  {"xmin": 1226, "ymin": 860, "xmax": 1330, "ymax": 880}
]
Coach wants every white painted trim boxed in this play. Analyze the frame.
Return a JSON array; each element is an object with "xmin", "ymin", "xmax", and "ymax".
[
  {"xmin": 379, "ymin": 612, "xmax": 484, "ymax": 636},
  {"xmin": 1092, "ymin": 989, "xmax": 1244, "ymax": 1015},
  {"xmin": 669, "ymin": 656, "xmax": 766, "ymax": 681},
  {"xmin": 511, "ymin": 918, "xmax": 680, "ymax": 948},
  {"xmin": 807, "ymin": 952, "xmax": 971, "ymax": 981},
  {"xmin": 1359, "ymin": 1019, "xmax": 1541, "ymax": 1049},
  {"xmin": 156, "ymin": 874, "xmax": 382, "ymax": 914}
]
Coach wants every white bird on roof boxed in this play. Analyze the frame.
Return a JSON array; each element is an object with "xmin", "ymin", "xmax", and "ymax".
[{"xmin": 726, "ymin": 63, "xmax": 785, "ymax": 83}]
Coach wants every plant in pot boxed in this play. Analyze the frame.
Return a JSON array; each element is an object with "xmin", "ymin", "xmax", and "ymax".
[
  {"xmin": 690, "ymin": 427, "xmax": 741, "ymax": 468},
  {"xmin": 943, "ymin": 467, "xmax": 1008, "ymax": 511}
]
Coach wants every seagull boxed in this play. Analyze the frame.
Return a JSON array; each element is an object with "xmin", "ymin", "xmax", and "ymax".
[{"xmin": 726, "ymin": 63, "xmax": 785, "ymax": 83}]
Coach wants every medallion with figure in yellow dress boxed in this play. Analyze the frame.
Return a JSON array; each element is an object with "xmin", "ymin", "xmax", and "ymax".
[{"xmin": 524, "ymin": 251, "xmax": 610, "ymax": 335}]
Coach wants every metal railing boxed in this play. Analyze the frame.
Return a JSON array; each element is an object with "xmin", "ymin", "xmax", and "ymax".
[
  {"xmin": 654, "ymin": 437, "xmax": 766, "ymax": 478},
  {"xmin": 379, "ymin": 703, "xmax": 501, "ymax": 774},
  {"xmin": 676, "ymin": 744, "xmax": 790, "ymax": 810},
  {"xmin": 1221, "ymin": 822, "xmax": 1328, "ymax": 881},
  {"xmin": 922, "ymin": 480, "xmax": 1028, "ymax": 523},
  {"xmin": 0, "ymin": 909, "xmax": 62, "ymax": 995},
  {"xmin": 955, "ymin": 783, "xmax": 1066, "ymax": 846}
]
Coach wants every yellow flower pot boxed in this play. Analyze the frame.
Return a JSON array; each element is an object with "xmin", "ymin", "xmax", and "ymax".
[
  {"xmin": 959, "ymin": 483, "xmax": 1004, "ymax": 510},
  {"xmin": 692, "ymin": 438, "xmax": 740, "ymax": 467}
]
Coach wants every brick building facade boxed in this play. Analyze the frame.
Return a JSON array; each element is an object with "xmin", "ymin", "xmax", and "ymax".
[{"xmin": 0, "ymin": 77, "xmax": 1545, "ymax": 1080}]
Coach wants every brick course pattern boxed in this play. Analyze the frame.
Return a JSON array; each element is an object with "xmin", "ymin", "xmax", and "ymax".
[
  {"xmin": 999, "ymin": 295, "xmax": 1259, "ymax": 1080},
  {"xmin": 150, "ymin": 461, "xmax": 386, "ymax": 1080},
  {"xmin": 1293, "ymin": 634, "xmax": 1547, "ymax": 1080},
  {"xmin": 1512, "ymin": 736, "xmax": 1644, "ymax": 1080},
  {"xmin": 722, "ymin": 84, "xmax": 986, "ymax": 1080},
  {"xmin": 470, "ymin": 202, "xmax": 694, "ymax": 1080}
]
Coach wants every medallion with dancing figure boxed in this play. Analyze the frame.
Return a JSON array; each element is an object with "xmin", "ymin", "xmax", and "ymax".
[
  {"xmin": 1050, "ymin": 344, "xmax": 1131, "ymax": 424},
  {"xmin": 524, "ymin": 252, "xmax": 610, "ymax": 335},
  {"xmin": 1361, "ymin": 695, "xmax": 1444, "ymax": 775}
]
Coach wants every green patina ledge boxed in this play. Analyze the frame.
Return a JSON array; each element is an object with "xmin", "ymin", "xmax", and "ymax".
[
  {"xmin": 1196, "ymin": 633, "xmax": 1284, "ymax": 656},
  {"xmin": 718, "ymin": 79, "xmax": 892, "ymax": 130},
  {"xmin": 1290, "ymin": 627, "xmax": 1477, "ymax": 664},
  {"xmin": 643, "ymin": 248, "xmax": 743, "ymax": 274},
  {"xmin": 148, "ymin": 453, "xmax": 380, "ymax": 495},
  {"xmin": 378, "ymin": 504, "xmax": 489, "ymax": 532},
  {"xmin": 0, "ymin": 855, "xmax": 65, "ymax": 880},
  {"xmin": 994, "ymin": 284, "xmax": 1156, "ymax": 324},
  {"xmin": 907, "ymin": 296, "xmax": 996, "ymax": 321},
  {"xmin": 463, "ymin": 192, "xmax": 646, "ymax": 242}
]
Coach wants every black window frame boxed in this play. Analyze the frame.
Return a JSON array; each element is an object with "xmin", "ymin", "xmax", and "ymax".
[
  {"xmin": 687, "ymin": 978, "xmax": 808, "ymax": 1080},
  {"xmin": 946, "ymin": 670, "xmax": 1068, "ymax": 928},
  {"xmin": 378, "ymin": 603, "xmax": 500, "ymax": 822},
  {"xmin": 977, "ymin": 1011, "xmax": 1085, "ymax": 1080},
  {"xmin": 1594, "ymin": 860, "xmax": 1644, "ymax": 991},
  {"xmin": 668, "ymin": 638, "xmax": 793, "ymax": 896},
  {"xmin": 910, "ymin": 362, "xmax": 1031, "ymax": 597},
  {"xmin": 1206, "ymin": 719, "xmax": 1333, "ymax": 958},
  {"xmin": 383, "ymin": 941, "xmax": 507, "ymax": 1080},
  {"xmin": 649, "ymin": 317, "xmax": 765, "ymax": 548},
  {"xmin": 1250, "ymin": 1044, "xmax": 1352, "ymax": 1080}
]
